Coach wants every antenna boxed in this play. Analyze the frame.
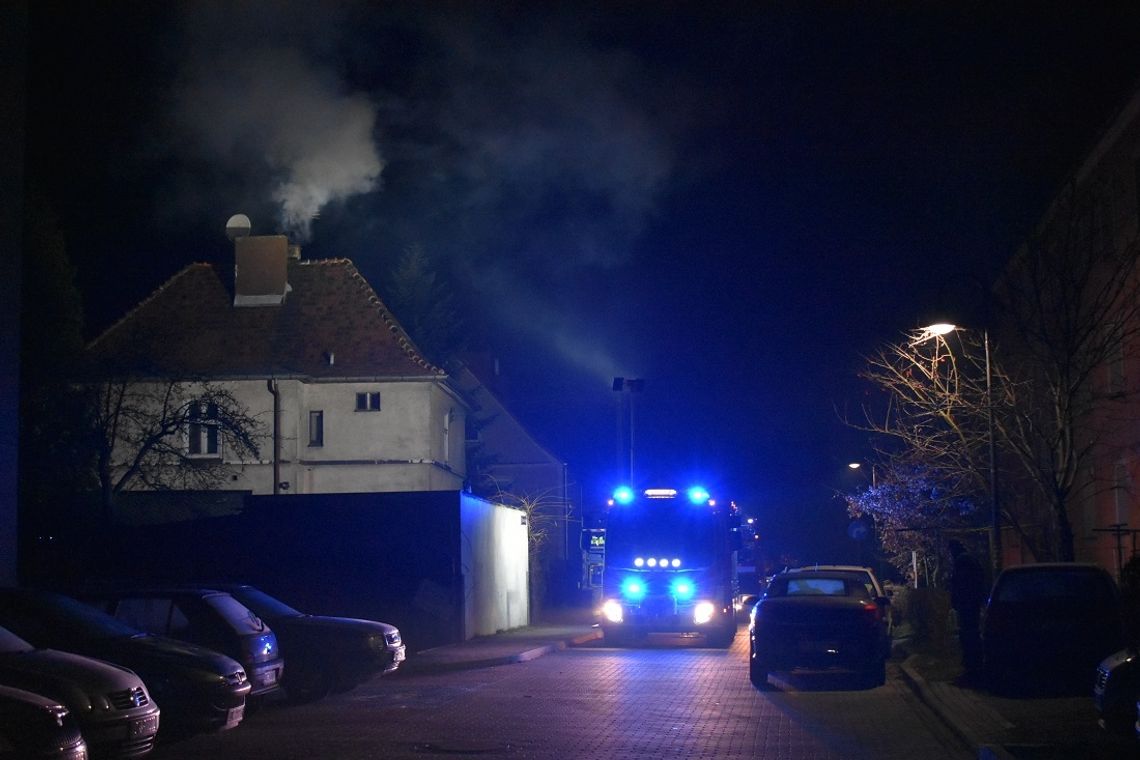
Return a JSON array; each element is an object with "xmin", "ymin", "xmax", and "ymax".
[{"xmin": 225, "ymin": 214, "xmax": 252, "ymax": 241}]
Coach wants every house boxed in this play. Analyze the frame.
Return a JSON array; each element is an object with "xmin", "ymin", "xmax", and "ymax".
[
  {"xmin": 76, "ymin": 231, "xmax": 538, "ymax": 642},
  {"xmin": 86, "ymin": 233, "xmax": 468, "ymax": 500}
]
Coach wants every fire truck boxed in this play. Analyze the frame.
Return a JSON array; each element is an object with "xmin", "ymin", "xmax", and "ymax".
[{"xmin": 599, "ymin": 486, "xmax": 740, "ymax": 646}]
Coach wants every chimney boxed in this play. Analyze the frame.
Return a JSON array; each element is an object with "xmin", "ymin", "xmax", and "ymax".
[{"xmin": 234, "ymin": 235, "xmax": 290, "ymax": 307}]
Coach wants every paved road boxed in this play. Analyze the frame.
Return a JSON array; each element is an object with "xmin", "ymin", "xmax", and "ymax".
[{"xmin": 150, "ymin": 633, "xmax": 972, "ymax": 759}]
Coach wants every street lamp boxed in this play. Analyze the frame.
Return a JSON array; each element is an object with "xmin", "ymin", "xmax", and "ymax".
[{"xmin": 918, "ymin": 323, "xmax": 1002, "ymax": 577}]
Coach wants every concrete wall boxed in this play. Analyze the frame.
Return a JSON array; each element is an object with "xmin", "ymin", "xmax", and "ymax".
[{"xmin": 460, "ymin": 492, "xmax": 529, "ymax": 636}]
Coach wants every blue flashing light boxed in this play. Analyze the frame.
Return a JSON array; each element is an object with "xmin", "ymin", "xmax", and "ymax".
[
  {"xmin": 613, "ymin": 486, "xmax": 636, "ymax": 505},
  {"xmin": 686, "ymin": 486, "xmax": 711, "ymax": 504},
  {"xmin": 621, "ymin": 578, "xmax": 647, "ymax": 601},
  {"xmin": 672, "ymin": 579, "xmax": 696, "ymax": 601}
]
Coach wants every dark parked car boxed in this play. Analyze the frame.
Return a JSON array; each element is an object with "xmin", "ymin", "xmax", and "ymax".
[
  {"xmin": 0, "ymin": 588, "xmax": 250, "ymax": 734},
  {"xmin": 748, "ymin": 569, "xmax": 890, "ymax": 689},
  {"xmin": 206, "ymin": 584, "xmax": 405, "ymax": 702},
  {"xmin": 78, "ymin": 588, "xmax": 284, "ymax": 701},
  {"xmin": 0, "ymin": 624, "xmax": 159, "ymax": 758},
  {"xmin": 0, "ymin": 684, "xmax": 88, "ymax": 760},
  {"xmin": 1095, "ymin": 645, "xmax": 1140, "ymax": 733},
  {"xmin": 982, "ymin": 563, "xmax": 1123, "ymax": 694}
]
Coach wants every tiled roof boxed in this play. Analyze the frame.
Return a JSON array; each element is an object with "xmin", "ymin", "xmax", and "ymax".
[{"xmin": 87, "ymin": 258, "xmax": 444, "ymax": 379}]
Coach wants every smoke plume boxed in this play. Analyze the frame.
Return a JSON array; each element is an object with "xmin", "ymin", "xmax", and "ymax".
[{"xmin": 175, "ymin": 47, "xmax": 382, "ymax": 240}]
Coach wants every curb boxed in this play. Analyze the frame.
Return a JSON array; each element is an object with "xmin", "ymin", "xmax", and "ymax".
[
  {"xmin": 509, "ymin": 630, "xmax": 603, "ymax": 663},
  {"xmin": 897, "ymin": 656, "xmax": 977, "ymax": 756}
]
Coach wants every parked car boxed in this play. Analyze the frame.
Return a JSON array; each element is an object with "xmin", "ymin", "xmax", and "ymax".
[
  {"xmin": 748, "ymin": 569, "xmax": 891, "ymax": 689},
  {"xmin": 0, "ymin": 684, "xmax": 88, "ymax": 760},
  {"xmin": 1095, "ymin": 644, "xmax": 1140, "ymax": 733},
  {"xmin": 982, "ymin": 563, "xmax": 1123, "ymax": 694},
  {"xmin": 0, "ymin": 588, "xmax": 250, "ymax": 734},
  {"xmin": 0, "ymin": 624, "xmax": 159, "ymax": 758},
  {"xmin": 77, "ymin": 588, "xmax": 284, "ymax": 701},
  {"xmin": 205, "ymin": 584, "xmax": 405, "ymax": 702}
]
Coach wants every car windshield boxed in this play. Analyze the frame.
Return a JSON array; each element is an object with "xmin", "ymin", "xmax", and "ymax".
[
  {"xmin": 0, "ymin": 625, "xmax": 34, "ymax": 654},
  {"xmin": 225, "ymin": 587, "xmax": 301, "ymax": 618},
  {"xmin": 766, "ymin": 576, "xmax": 869, "ymax": 600},
  {"xmin": 605, "ymin": 502, "xmax": 721, "ymax": 566},
  {"xmin": 204, "ymin": 594, "xmax": 269, "ymax": 634},
  {"xmin": 994, "ymin": 569, "xmax": 1115, "ymax": 606}
]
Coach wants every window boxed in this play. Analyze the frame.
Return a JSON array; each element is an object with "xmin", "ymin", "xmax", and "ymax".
[
  {"xmin": 355, "ymin": 391, "xmax": 381, "ymax": 411},
  {"xmin": 309, "ymin": 410, "xmax": 324, "ymax": 447},
  {"xmin": 187, "ymin": 400, "xmax": 219, "ymax": 456}
]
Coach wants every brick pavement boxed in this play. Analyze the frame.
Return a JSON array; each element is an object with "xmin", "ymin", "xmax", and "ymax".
[{"xmin": 398, "ymin": 610, "xmax": 1139, "ymax": 759}]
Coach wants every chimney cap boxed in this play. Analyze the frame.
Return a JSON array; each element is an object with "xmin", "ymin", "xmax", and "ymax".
[{"xmin": 225, "ymin": 214, "xmax": 252, "ymax": 241}]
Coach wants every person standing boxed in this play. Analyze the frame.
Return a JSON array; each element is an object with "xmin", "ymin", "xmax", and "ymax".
[{"xmin": 949, "ymin": 540, "xmax": 986, "ymax": 679}]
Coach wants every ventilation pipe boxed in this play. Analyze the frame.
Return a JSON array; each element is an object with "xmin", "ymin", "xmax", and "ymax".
[{"xmin": 267, "ymin": 379, "xmax": 280, "ymax": 495}]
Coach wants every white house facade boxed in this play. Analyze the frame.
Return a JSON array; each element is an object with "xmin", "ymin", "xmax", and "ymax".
[{"xmin": 87, "ymin": 234, "xmax": 467, "ymax": 499}]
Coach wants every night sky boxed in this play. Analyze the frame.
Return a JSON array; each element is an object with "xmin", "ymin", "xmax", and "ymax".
[{"xmin": 23, "ymin": 2, "xmax": 1140, "ymax": 563}]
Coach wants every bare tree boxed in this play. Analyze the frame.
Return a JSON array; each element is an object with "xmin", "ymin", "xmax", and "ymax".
[
  {"xmin": 992, "ymin": 178, "xmax": 1140, "ymax": 561},
  {"xmin": 90, "ymin": 378, "xmax": 263, "ymax": 520},
  {"xmin": 854, "ymin": 177, "xmax": 1140, "ymax": 563}
]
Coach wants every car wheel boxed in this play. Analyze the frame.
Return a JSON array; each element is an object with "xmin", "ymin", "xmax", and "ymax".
[
  {"xmin": 864, "ymin": 658, "xmax": 886, "ymax": 688},
  {"xmin": 602, "ymin": 626, "xmax": 631, "ymax": 647},
  {"xmin": 707, "ymin": 623, "xmax": 736, "ymax": 648},
  {"xmin": 285, "ymin": 666, "xmax": 333, "ymax": 704},
  {"xmin": 749, "ymin": 643, "xmax": 773, "ymax": 689}
]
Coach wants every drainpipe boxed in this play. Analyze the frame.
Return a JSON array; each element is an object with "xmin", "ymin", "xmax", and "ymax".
[{"xmin": 267, "ymin": 379, "xmax": 280, "ymax": 495}]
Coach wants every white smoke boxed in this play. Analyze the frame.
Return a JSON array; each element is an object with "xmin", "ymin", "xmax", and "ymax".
[{"xmin": 176, "ymin": 47, "xmax": 382, "ymax": 240}]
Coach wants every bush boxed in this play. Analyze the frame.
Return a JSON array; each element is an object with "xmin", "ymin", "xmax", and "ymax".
[{"xmin": 905, "ymin": 587, "xmax": 952, "ymax": 649}]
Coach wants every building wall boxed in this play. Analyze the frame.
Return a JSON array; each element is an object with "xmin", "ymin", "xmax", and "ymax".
[
  {"xmin": 113, "ymin": 376, "xmax": 466, "ymax": 497},
  {"xmin": 460, "ymin": 492, "xmax": 529, "ymax": 636},
  {"xmin": 1052, "ymin": 89, "xmax": 1140, "ymax": 573}
]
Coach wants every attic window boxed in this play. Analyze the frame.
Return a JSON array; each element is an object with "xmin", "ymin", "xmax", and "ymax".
[{"xmin": 355, "ymin": 392, "xmax": 381, "ymax": 412}]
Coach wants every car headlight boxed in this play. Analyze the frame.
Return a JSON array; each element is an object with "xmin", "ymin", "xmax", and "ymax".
[
  {"xmin": 602, "ymin": 599, "xmax": 624, "ymax": 623},
  {"xmin": 693, "ymin": 601, "xmax": 716, "ymax": 625}
]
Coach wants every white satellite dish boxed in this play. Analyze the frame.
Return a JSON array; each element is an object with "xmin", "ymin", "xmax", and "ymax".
[{"xmin": 225, "ymin": 214, "xmax": 252, "ymax": 240}]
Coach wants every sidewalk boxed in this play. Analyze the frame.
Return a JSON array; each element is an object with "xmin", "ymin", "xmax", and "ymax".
[
  {"xmin": 389, "ymin": 611, "xmax": 1136, "ymax": 759},
  {"xmin": 897, "ymin": 640, "xmax": 1135, "ymax": 759},
  {"xmin": 391, "ymin": 608, "xmax": 602, "ymax": 677}
]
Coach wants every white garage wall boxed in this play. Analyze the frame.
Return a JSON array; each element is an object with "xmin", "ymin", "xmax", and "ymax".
[{"xmin": 460, "ymin": 493, "xmax": 529, "ymax": 638}]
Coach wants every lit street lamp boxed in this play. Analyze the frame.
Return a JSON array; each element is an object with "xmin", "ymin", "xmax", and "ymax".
[{"xmin": 918, "ymin": 323, "xmax": 1002, "ymax": 577}]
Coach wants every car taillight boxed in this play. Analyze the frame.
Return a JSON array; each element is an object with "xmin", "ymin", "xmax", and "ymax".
[{"xmin": 862, "ymin": 601, "xmax": 882, "ymax": 622}]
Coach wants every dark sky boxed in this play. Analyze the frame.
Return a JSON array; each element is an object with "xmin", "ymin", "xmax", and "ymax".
[{"xmin": 24, "ymin": 1, "xmax": 1140, "ymax": 564}]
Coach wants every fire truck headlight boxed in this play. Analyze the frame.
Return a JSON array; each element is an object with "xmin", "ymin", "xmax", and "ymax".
[
  {"xmin": 647, "ymin": 558, "xmax": 657, "ymax": 567},
  {"xmin": 693, "ymin": 601, "xmax": 716, "ymax": 625},
  {"xmin": 634, "ymin": 557, "xmax": 645, "ymax": 567},
  {"xmin": 672, "ymin": 579, "xmax": 695, "ymax": 601},
  {"xmin": 602, "ymin": 599, "xmax": 624, "ymax": 623},
  {"xmin": 621, "ymin": 578, "xmax": 647, "ymax": 601},
  {"xmin": 670, "ymin": 558, "xmax": 682, "ymax": 568}
]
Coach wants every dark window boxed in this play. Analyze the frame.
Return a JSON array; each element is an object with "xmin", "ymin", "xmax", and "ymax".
[
  {"xmin": 188, "ymin": 400, "xmax": 219, "ymax": 456},
  {"xmin": 309, "ymin": 410, "xmax": 324, "ymax": 446},
  {"xmin": 355, "ymin": 391, "xmax": 381, "ymax": 411}
]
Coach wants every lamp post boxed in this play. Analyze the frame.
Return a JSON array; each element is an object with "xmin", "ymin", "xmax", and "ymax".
[
  {"xmin": 847, "ymin": 461, "xmax": 877, "ymax": 487},
  {"xmin": 612, "ymin": 377, "xmax": 644, "ymax": 483},
  {"xmin": 920, "ymin": 323, "xmax": 1001, "ymax": 577}
]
